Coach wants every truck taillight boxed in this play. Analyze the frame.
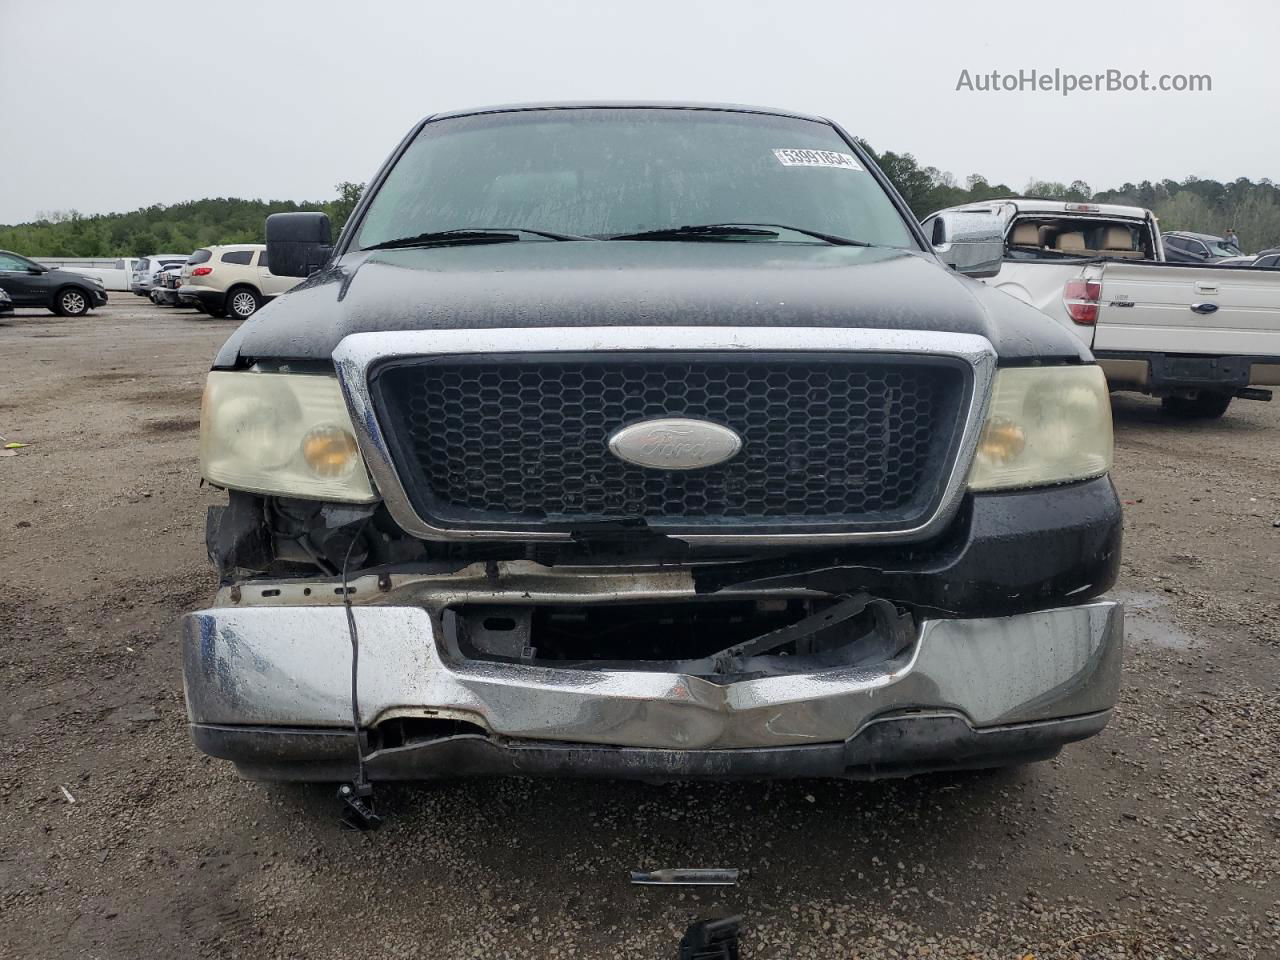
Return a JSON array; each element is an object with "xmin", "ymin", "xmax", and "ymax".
[
  {"xmin": 192, "ymin": 266, "xmax": 213, "ymax": 277},
  {"xmin": 1063, "ymin": 278, "xmax": 1101, "ymax": 325}
]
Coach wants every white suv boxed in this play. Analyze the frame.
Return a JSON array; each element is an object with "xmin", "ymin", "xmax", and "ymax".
[{"xmin": 177, "ymin": 244, "xmax": 299, "ymax": 318}]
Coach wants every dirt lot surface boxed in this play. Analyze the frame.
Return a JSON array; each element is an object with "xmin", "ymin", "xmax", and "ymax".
[{"xmin": 2, "ymin": 299, "xmax": 1278, "ymax": 960}]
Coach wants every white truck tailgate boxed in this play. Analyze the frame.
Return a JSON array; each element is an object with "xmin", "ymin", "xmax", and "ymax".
[{"xmin": 1094, "ymin": 263, "xmax": 1280, "ymax": 356}]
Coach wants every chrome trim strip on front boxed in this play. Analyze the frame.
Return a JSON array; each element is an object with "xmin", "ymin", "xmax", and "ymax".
[
  {"xmin": 180, "ymin": 599, "xmax": 1123, "ymax": 749},
  {"xmin": 331, "ymin": 327, "xmax": 998, "ymax": 544}
]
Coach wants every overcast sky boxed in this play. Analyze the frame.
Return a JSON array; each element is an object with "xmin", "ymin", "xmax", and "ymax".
[{"xmin": 1, "ymin": 0, "xmax": 1275, "ymax": 224}]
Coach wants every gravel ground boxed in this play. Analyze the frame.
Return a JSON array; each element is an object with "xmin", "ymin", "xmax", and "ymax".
[{"xmin": 1, "ymin": 299, "xmax": 1278, "ymax": 960}]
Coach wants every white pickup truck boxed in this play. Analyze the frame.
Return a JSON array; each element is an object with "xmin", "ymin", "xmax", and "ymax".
[
  {"xmin": 925, "ymin": 198, "xmax": 1280, "ymax": 417},
  {"xmin": 923, "ymin": 198, "xmax": 1165, "ymax": 332}
]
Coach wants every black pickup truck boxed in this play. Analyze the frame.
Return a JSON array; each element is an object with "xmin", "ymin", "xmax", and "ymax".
[{"xmin": 180, "ymin": 103, "xmax": 1123, "ymax": 788}]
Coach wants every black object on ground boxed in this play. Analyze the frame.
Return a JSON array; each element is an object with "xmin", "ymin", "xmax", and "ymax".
[{"xmin": 678, "ymin": 916, "xmax": 742, "ymax": 960}]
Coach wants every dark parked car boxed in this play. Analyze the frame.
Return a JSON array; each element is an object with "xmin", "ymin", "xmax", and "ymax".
[
  {"xmin": 1162, "ymin": 231, "xmax": 1243, "ymax": 263},
  {"xmin": 0, "ymin": 250, "xmax": 108, "ymax": 315}
]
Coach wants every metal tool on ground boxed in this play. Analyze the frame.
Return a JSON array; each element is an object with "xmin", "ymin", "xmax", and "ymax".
[{"xmin": 630, "ymin": 868, "xmax": 740, "ymax": 886}]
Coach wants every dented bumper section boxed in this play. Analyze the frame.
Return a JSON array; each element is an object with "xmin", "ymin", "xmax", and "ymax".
[{"xmin": 180, "ymin": 599, "xmax": 1123, "ymax": 781}]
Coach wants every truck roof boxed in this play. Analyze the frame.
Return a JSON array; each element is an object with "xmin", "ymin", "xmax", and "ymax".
[
  {"xmin": 425, "ymin": 101, "xmax": 831, "ymax": 125},
  {"xmin": 943, "ymin": 198, "xmax": 1152, "ymax": 221}
]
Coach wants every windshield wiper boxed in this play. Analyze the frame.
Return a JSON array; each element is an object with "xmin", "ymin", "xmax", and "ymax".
[
  {"xmin": 363, "ymin": 227, "xmax": 591, "ymax": 251},
  {"xmin": 607, "ymin": 222, "xmax": 873, "ymax": 246}
]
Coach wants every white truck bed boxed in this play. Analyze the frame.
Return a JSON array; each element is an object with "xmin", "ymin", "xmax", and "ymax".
[
  {"xmin": 1080, "ymin": 260, "xmax": 1280, "ymax": 417},
  {"xmin": 1088, "ymin": 261, "xmax": 1280, "ymax": 357}
]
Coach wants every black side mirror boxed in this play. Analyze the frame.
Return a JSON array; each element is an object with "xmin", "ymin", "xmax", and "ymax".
[
  {"xmin": 27, "ymin": 266, "xmax": 44, "ymax": 275},
  {"xmin": 266, "ymin": 212, "xmax": 333, "ymax": 278}
]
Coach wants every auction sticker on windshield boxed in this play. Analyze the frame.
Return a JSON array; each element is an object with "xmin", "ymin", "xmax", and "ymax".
[{"xmin": 772, "ymin": 148, "xmax": 863, "ymax": 170}]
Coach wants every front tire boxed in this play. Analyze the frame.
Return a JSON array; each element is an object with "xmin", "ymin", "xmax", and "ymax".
[
  {"xmin": 227, "ymin": 287, "xmax": 262, "ymax": 319},
  {"xmin": 55, "ymin": 287, "xmax": 90, "ymax": 317},
  {"xmin": 1161, "ymin": 391, "xmax": 1233, "ymax": 419}
]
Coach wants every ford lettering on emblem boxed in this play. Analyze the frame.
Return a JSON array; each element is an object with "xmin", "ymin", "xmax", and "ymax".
[{"xmin": 607, "ymin": 418, "xmax": 743, "ymax": 470}]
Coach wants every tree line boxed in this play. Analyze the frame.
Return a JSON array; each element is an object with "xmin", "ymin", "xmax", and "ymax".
[
  {"xmin": 3, "ymin": 154, "xmax": 1279, "ymax": 256},
  {"xmin": 0, "ymin": 183, "xmax": 366, "ymax": 259},
  {"xmin": 858, "ymin": 140, "xmax": 1279, "ymax": 252}
]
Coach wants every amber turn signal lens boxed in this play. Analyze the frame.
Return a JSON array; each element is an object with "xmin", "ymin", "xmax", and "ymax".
[
  {"xmin": 301, "ymin": 425, "xmax": 359, "ymax": 478},
  {"xmin": 976, "ymin": 417, "xmax": 1026, "ymax": 465}
]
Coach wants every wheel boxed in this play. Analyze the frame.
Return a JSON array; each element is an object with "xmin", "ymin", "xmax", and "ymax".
[
  {"xmin": 1161, "ymin": 391, "xmax": 1233, "ymax": 419},
  {"xmin": 54, "ymin": 287, "xmax": 90, "ymax": 317},
  {"xmin": 149, "ymin": 290, "xmax": 161, "ymax": 304},
  {"xmin": 227, "ymin": 287, "xmax": 262, "ymax": 319}
]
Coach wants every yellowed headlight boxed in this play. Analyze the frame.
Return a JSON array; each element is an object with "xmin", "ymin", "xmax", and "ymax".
[
  {"xmin": 200, "ymin": 372, "xmax": 376, "ymax": 502},
  {"xmin": 968, "ymin": 366, "xmax": 1113, "ymax": 492}
]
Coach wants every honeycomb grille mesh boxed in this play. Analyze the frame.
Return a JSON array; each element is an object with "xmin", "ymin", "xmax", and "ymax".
[{"xmin": 372, "ymin": 357, "xmax": 967, "ymax": 530}]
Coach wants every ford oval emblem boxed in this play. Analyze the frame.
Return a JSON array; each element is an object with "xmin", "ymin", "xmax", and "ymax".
[{"xmin": 607, "ymin": 418, "xmax": 743, "ymax": 470}]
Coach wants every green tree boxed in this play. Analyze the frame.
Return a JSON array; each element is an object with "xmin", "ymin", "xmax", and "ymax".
[
  {"xmin": 325, "ymin": 181, "xmax": 365, "ymax": 239},
  {"xmin": 129, "ymin": 231, "xmax": 158, "ymax": 258},
  {"xmin": 1153, "ymin": 191, "xmax": 1218, "ymax": 234}
]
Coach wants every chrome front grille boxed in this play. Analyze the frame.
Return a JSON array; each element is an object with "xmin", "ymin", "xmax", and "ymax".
[
  {"xmin": 332, "ymin": 327, "xmax": 996, "ymax": 544},
  {"xmin": 370, "ymin": 355, "xmax": 968, "ymax": 534}
]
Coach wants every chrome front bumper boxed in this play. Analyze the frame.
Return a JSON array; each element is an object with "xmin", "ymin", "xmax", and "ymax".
[{"xmin": 181, "ymin": 600, "xmax": 1122, "ymax": 761}]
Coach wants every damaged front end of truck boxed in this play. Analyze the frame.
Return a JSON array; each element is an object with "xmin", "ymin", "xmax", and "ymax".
[
  {"xmin": 183, "ymin": 325, "xmax": 1123, "ymax": 784},
  {"xmin": 179, "ymin": 102, "xmax": 1125, "ymax": 786}
]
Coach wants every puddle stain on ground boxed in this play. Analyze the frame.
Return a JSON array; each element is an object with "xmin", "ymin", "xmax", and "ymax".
[
  {"xmin": 84, "ymin": 371, "xmax": 143, "ymax": 381},
  {"xmin": 128, "ymin": 385, "xmax": 204, "ymax": 407},
  {"xmin": 142, "ymin": 417, "xmax": 200, "ymax": 434},
  {"xmin": 1113, "ymin": 589, "xmax": 1202, "ymax": 650}
]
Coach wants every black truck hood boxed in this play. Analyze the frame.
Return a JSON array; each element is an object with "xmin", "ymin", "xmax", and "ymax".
[{"xmin": 214, "ymin": 241, "xmax": 1090, "ymax": 367}]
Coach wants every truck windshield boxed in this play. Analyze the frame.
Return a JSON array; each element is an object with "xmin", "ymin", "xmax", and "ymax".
[{"xmin": 355, "ymin": 108, "xmax": 917, "ymax": 251}]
